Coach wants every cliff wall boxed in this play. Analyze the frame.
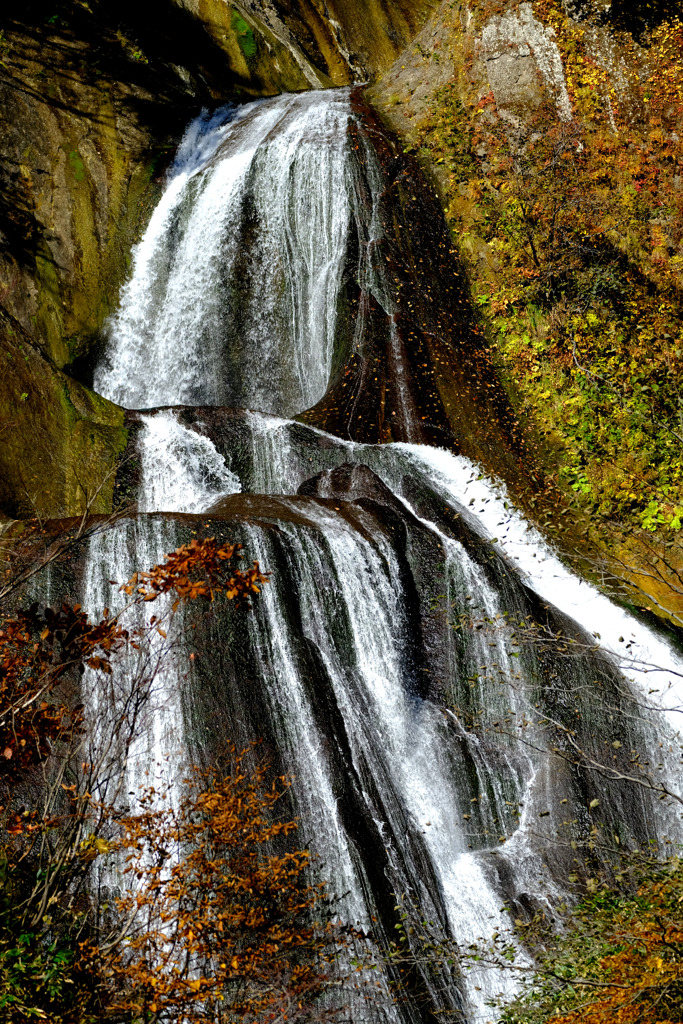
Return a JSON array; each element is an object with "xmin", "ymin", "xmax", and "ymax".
[{"xmin": 368, "ymin": 0, "xmax": 683, "ymax": 623}]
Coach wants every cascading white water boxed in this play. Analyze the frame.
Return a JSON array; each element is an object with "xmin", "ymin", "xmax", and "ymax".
[
  {"xmin": 79, "ymin": 87, "xmax": 683, "ymax": 1024},
  {"xmin": 210, "ymin": 406, "xmax": 683, "ymax": 842},
  {"xmin": 241, "ymin": 519, "xmax": 368, "ymax": 922},
  {"xmin": 137, "ymin": 410, "xmax": 241, "ymax": 513},
  {"xmin": 284, "ymin": 505, "xmax": 526, "ymax": 1016},
  {"xmin": 82, "ymin": 408, "xmax": 243, "ymax": 801},
  {"xmin": 82, "ymin": 519, "xmax": 185, "ymax": 805},
  {"xmin": 95, "ymin": 91, "xmax": 354, "ymax": 416},
  {"xmin": 225, "ymin": 409, "xmax": 683, "ymax": 725},
  {"xmin": 390, "ymin": 444, "xmax": 683, "ymax": 724}
]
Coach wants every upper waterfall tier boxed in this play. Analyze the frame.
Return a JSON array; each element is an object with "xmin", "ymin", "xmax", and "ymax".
[
  {"xmin": 94, "ymin": 86, "xmax": 530, "ymax": 476},
  {"xmin": 95, "ymin": 91, "xmax": 357, "ymax": 416}
]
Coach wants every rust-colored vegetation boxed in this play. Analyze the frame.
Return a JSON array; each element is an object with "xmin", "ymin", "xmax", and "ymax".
[{"xmin": 415, "ymin": 3, "xmax": 683, "ymax": 548}]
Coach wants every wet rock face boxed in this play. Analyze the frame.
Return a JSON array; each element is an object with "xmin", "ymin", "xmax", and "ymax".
[
  {"xmin": 298, "ymin": 462, "xmax": 399, "ymax": 505},
  {"xmin": 297, "ymin": 96, "xmax": 529, "ymax": 485}
]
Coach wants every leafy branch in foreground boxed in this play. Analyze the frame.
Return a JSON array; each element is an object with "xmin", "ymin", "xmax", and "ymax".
[
  {"xmin": 500, "ymin": 855, "xmax": 683, "ymax": 1024},
  {"xmin": 86, "ymin": 751, "xmax": 356, "ymax": 1024},
  {"xmin": 383, "ymin": 856, "xmax": 683, "ymax": 1024},
  {"xmin": 0, "ymin": 537, "xmax": 269, "ymax": 779},
  {"xmin": 121, "ymin": 536, "xmax": 270, "ymax": 607},
  {"xmin": 0, "ymin": 533, "xmax": 273, "ymax": 1022}
]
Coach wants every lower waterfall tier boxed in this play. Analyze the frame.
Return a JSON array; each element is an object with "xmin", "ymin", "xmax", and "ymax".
[{"xmin": 33, "ymin": 427, "xmax": 679, "ymax": 1023}]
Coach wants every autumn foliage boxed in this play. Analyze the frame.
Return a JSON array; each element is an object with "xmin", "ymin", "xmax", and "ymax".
[
  {"xmin": 121, "ymin": 536, "xmax": 270, "ymax": 607},
  {"xmin": 85, "ymin": 751, "xmax": 351, "ymax": 1024},
  {"xmin": 413, "ymin": 0, "xmax": 683, "ymax": 556},
  {"xmin": 0, "ymin": 534, "xmax": 305, "ymax": 1024},
  {"xmin": 501, "ymin": 858, "xmax": 683, "ymax": 1024},
  {"xmin": 0, "ymin": 537, "xmax": 268, "ymax": 781}
]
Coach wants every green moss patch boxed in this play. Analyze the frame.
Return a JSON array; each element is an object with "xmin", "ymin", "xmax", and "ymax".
[
  {"xmin": 66, "ymin": 148, "xmax": 86, "ymax": 183},
  {"xmin": 231, "ymin": 10, "xmax": 257, "ymax": 61}
]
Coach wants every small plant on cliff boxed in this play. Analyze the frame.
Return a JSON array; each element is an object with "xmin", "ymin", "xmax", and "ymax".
[
  {"xmin": 499, "ymin": 855, "xmax": 683, "ymax": 1024},
  {"xmin": 383, "ymin": 852, "xmax": 683, "ymax": 1024}
]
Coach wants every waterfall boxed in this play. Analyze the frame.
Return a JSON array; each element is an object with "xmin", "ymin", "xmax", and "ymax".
[
  {"xmin": 82, "ymin": 518, "xmax": 185, "ymax": 806},
  {"xmin": 204, "ymin": 407, "xmax": 683, "ymax": 716},
  {"xmin": 94, "ymin": 91, "xmax": 354, "ymax": 417},
  {"xmin": 137, "ymin": 410, "xmax": 241, "ymax": 513},
  {"xmin": 76, "ymin": 88, "xmax": 683, "ymax": 1024},
  {"xmin": 276, "ymin": 504, "xmax": 527, "ymax": 1015},
  {"xmin": 389, "ymin": 443, "xmax": 683, "ymax": 721}
]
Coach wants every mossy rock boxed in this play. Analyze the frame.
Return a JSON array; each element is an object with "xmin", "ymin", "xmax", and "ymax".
[{"xmin": 0, "ymin": 309, "xmax": 126, "ymax": 518}]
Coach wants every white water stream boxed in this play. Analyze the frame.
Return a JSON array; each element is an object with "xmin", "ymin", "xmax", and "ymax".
[{"xmin": 95, "ymin": 91, "xmax": 353, "ymax": 416}]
